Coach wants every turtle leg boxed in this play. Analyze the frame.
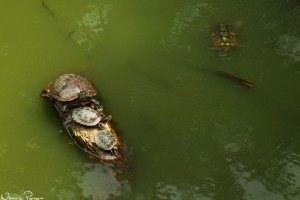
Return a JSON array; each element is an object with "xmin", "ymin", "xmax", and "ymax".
[
  {"xmin": 62, "ymin": 92, "xmax": 87, "ymax": 112},
  {"xmin": 48, "ymin": 95, "xmax": 55, "ymax": 103},
  {"xmin": 90, "ymin": 99, "xmax": 103, "ymax": 111},
  {"xmin": 101, "ymin": 114, "xmax": 112, "ymax": 123},
  {"xmin": 63, "ymin": 119, "xmax": 73, "ymax": 128},
  {"xmin": 110, "ymin": 146, "xmax": 122, "ymax": 159},
  {"xmin": 62, "ymin": 104, "xmax": 70, "ymax": 114},
  {"xmin": 97, "ymin": 115, "xmax": 112, "ymax": 129}
]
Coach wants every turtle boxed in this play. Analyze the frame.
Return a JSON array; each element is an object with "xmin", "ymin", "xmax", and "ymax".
[
  {"xmin": 210, "ymin": 23, "xmax": 238, "ymax": 56},
  {"xmin": 41, "ymin": 73, "xmax": 97, "ymax": 103},
  {"xmin": 72, "ymin": 106, "xmax": 102, "ymax": 126},
  {"xmin": 64, "ymin": 106, "xmax": 112, "ymax": 127},
  {"xmin": 94, "ymin": 129, "xmax": 118, "ymax": 151}
]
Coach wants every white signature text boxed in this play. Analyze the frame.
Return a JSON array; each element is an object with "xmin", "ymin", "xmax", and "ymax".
[{"xmin": 0, "ymin": 191, "xmax": 43, "ymax": 200}]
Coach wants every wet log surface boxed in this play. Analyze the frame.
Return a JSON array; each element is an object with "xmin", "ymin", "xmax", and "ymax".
[{"xmin": 51, "ymin": 99, "xmax": 124, "ymax": 162}]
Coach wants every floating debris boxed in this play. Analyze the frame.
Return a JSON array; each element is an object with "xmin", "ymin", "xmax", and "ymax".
[{"xmin": 212, "ymin": 70, "xmax": 254, "ymax": 87}]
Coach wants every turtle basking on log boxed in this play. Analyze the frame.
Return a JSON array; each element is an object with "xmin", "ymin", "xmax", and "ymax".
[
  {"xmin": 41, "ymin": 74, "xmax": 101, "ymax": 112},
  {"xmin": 41, "ymin": 74, "xmax": 123, "ymax": 162}
]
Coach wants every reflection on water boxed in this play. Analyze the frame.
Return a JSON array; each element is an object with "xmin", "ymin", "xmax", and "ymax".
[
  {"xmin": 263, "ymin": 6, "xmax": 300, "ymax": 33},
  {"xmin": 71, "ymin": 0, "xmax": 116, "ymax": 50},
  {"xmin": 0, "ymin": 44, "xmax": 9, "ymax": 57},
  {"xmin": 227, "ymin": 141, "xmax": 300, "ymax": 200},
  {"xmin": 161, "ymin": 0, "xmax": 216, "ymax": 49},
  {"xmin": 50, "ymin": 162, "xmax": 130, "ymax": 200},
  {"xmin": 25, "ymin": 138, "xmax": 41, "ymax": 152},
  {"xmin": 276, "ymin": 35, "xmax": 300, "ymax": 63},
  {"xmin": 212, "ymin": 118, "xmax": 254, "ymax": 154},
  {"xmin": 156, "ymin": 182, "xmax": 209, "ymax": 200},
  {"xmin": 258, "ymin": 142, "xmax": 300, "ymax": 198},
  {"xmin": 74, "ymin": 163, "xmax": 129, "ymax": 199},
  {"xmin": 264, "ymin": 5, "xmax": 300, "ymax": 64},
  {"xmin": 0, "ymin": 143, "xmax": 8, "ymax": 157}
]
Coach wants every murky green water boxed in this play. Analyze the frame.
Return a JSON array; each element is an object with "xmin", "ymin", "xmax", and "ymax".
[{"xmin": 1, "ymin": 0, "xmax": 300, "ymax": 199}]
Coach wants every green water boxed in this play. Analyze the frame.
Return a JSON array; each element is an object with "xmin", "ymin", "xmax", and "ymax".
[{"xmin": 1, "ymin": 0, "xmax": 300, "ymax": 199}]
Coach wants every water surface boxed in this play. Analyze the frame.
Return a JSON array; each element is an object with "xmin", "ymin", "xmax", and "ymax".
[{"xmin": 0, "ymin": 0, "xmax": 300, "ymax": 199}]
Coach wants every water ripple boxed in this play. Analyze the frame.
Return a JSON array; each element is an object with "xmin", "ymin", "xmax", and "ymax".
[
  {"xmin": 155, "ymin": 181, "xmax": 212, "ymax": 200},
  {"xmin": 276, "ymin": 34, "xmax": 300, "ymax": 63},
  {"xmin": 71, "ymin": 0, "xmax": 116, "ymax": 50},
  {"xmin": 161, "ymin": 0, "xmax": 216, "ymax": 49},
  {"xmin": 263, "ymin": 6, "xmax": 300, "ymax": 32}
]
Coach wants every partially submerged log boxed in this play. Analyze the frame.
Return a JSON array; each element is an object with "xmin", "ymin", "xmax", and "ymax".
[{"xmin": 51, "ymin": 99, "xmax": 124, "ymax": 162}]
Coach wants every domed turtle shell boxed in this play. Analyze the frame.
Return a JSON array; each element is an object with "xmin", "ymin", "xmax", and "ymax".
[
  {"xmin": 210, "ymin": 23, "xmax": 238, "ymax": 49},
  {"xmin": 94, "ymin": 129, "xmax": 117, "ymax": 151},
  {"xmin": 44, "ymin": 74, "xmax": 97, "ymax": 102},
  {"xmin": 72, "ymin": 106, "xmax": 101, "ymax": 126}
]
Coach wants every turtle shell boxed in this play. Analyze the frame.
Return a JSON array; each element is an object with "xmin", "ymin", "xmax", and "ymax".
[
  {"xmin": 94, "ymin": 129, "xmax": 117, "ymax": 150},
  {"xmin": 210, "ymin": 24, "xmax": 238, "ymax": 49},
  {"xmin": 45, "ymin": 74, "xmax": 97, "ymax": 102},
  {"xmin": 72, "ymin": 106, "xmax": 101, "ymax": 126}
]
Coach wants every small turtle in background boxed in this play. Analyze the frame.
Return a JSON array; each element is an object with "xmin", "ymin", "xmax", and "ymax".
[{"xmin": 210, "ymin": 23, "xmax": 238, "ymax": 56}]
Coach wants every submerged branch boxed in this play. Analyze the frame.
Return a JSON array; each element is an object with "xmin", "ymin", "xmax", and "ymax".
[{"xmin": 211, "ymin": 70, "xmax": 254, "ymax": 87}]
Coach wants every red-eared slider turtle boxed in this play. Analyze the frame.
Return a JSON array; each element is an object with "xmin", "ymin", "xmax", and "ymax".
[
  {"xmin": 72, "ymin": 106, "xmax": 102, "ymax": 126},
  {"xmin": 64, "ymin": 105, "xmax": 112, "ymax": 128},
  {"xmin": 95, "ymin": 129, "xmax": 118, "ymax": 151},
  {"xmin": 210, "ymin": 23, "xmax": 238, "ymax": 56},
  {"xmin": 41, "ymin": 74, "xmax": 97, "ymax": 102}
]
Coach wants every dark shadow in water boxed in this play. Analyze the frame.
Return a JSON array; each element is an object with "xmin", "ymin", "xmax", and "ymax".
[
  {"xmin": 41, "ymin": 0, "xmax": 55, "ymax": 17},
  {"xmin": 203, "ymin": 69, "xmax": 255, "ymax": 87}
]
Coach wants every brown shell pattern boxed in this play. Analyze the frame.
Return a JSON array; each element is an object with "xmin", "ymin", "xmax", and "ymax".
[
  {"xmin": 72, "ymin": 106, "xmax": 101, "ymax": 126},
  {"xmin": 94, "ymin": 129, "xmax": 117, "ymax": 150},
  {"xmin": 48, "ymin": 74, "xmax": 97, "ymax": 102},
  {"xmin": 210, "ymin": 24, "xmax": 238, "ymax": 48}
]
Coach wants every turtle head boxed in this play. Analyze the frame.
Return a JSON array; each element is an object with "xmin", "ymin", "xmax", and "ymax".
[
  {"xmin": 41, "ymin": 88, "xmax": 50, "ymax": 97},
  {"xmin": 78, "ymin": 91, "xmax": 87, "ymax": 101}
]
